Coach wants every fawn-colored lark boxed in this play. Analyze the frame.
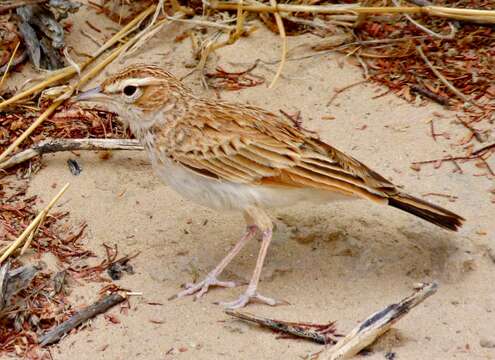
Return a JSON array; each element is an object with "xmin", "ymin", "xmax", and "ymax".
[{"xmin": 76, "ymin": 64, "xmax": 464, "ymax": 309}]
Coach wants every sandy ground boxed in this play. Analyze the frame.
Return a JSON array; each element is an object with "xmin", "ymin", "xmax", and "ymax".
[{"xmin": 4, "ymin": 4, "xmax": 495, "ymax": 359}]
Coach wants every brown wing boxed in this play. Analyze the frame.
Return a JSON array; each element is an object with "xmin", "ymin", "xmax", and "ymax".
[{"xmin": 155, "ymin": 99, "xmax": 397, "ymax": 202}]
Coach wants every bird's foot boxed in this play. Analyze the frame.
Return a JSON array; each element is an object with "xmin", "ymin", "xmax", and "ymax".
[
  {"xmin": 170, "ymin": 275, "xmax": 238, "ymax": 300},
  {"xmin": 216, "ymin": 288, "xmax": 287, "ymax": 309}
]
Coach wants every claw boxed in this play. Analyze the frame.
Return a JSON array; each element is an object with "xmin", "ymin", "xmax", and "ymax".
[
  {"xmin": 216, "ymin": 289, "xmax": 287, "ymax": 309},
  {"xmin": 169, "ymin": 275, "xmax": 238, "ymax": 301}
]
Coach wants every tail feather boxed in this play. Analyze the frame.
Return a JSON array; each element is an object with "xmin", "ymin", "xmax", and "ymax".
[{"xmin": 388, "ymin": 193, "xmax": 464, "ymax": 231}]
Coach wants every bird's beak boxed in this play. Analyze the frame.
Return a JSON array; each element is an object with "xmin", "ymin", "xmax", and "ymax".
[{"xmin": 74, "ymin": 86, "xmax": 103, "ymax": 101}]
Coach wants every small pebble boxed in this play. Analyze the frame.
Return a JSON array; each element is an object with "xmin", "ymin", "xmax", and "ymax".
[
  {"xmin": 67, "ymin": 158, "xmax": 82, "ymax": 175},
  {"xmin": 480, "ymin": 338, "xmax": 495, "ymax": 348}
]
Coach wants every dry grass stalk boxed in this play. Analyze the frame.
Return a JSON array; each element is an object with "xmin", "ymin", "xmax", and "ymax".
[
  {"xmin": 268, "ymin": 0, "xmax": 287, "ymax": 88},
  {"xmin": 208, "ymin": 2, "xmax": 495, "ymax": 23},
  {"xmin": 0, "ymin": 183, "xmax": 70, "ymax": 265},
  {"xmin": 0, "ymin": 41, "xmax": 20, "ymax": 90},
  {"xmin": 20, "ymin": 215, "xmax": 44, "ymax": 255},
  {"xmin": 0, "ymin": 59, "xmax": 92, "ymax": 110}
]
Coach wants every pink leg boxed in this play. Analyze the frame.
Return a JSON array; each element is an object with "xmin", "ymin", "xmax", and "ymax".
[
  {"xmin": 171, "ymin": 225, "xmax": 258, "ymax": 300},
  {"xmin": 218, "ymin": 228, "xmax": 283, "ymax": 309}
]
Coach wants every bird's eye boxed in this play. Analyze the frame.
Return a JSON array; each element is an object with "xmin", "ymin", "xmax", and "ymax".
[{"xmin": 123, "ymin": 85, "xmax": 137, "ymax": 97}]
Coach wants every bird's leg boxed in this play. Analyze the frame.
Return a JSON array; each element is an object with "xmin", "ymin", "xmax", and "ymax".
[
  {"xmin": 219, "ymin": 227, "xmax": 282, "ymax": 309},
  {"xmin": 171, "ymin": 225, "xmax": 258, "ymax": 300}
]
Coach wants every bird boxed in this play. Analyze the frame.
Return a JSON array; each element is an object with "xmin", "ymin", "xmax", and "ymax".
[{"xmin": 75, "ymin": 64, "xmax": 464, "ymax": 309}]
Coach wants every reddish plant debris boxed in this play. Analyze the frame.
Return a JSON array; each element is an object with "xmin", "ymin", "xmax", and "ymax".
[
  {"xmin": 0, "ymin": 180, "xmax": 137, "ymax": 358},
  {"xmin": 0, "ymin": 102, "xmax": 132, "ymax": 176},
  {"xmin": 206, "ymin": 64, "xmax": 265, "ymax": 91}
]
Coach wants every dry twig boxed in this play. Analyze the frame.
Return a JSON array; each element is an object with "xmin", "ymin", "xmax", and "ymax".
[
  {"xmin": 318, "ymin": 282, "xmax": 438, "ymax": 360},
  {"xmin": 39, "ymin": 292, "xmax": 126, "ymax": 346},
  {"xmin": 0, "ymin": 138, "xmax": 142, "ymax": 170},
  {"xmin": 410, "ymin": 84, "xmax": 450, "ymax": 106},
  {"xmin": 225, "ymin": 309, "xmax": 340, "ymax": 344}
]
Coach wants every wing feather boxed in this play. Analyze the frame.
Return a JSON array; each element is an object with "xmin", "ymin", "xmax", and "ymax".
[{"xmin": 156, "ymin": 100, "xmax": 396, "ymax": 201}]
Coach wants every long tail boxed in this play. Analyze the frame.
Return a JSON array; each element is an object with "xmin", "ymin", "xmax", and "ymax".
[{"xmin": 388, "ymin": 193, "xmax": 464, "ymax": 231}]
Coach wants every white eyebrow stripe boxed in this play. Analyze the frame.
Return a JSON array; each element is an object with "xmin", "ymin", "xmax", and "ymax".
[{"xmin": 107, "ymin": 77, "xmax": 167, "ymax": 93}]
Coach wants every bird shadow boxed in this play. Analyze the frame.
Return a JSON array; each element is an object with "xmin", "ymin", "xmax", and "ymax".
[{"xmin": 271, "ymin": 209, "xmax": 472, "ymax": 285}]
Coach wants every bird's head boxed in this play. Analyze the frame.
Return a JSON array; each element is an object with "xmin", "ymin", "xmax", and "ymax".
[{"xmin": 75, "ymin": 64, "xmax": 189, "ymax": 130}]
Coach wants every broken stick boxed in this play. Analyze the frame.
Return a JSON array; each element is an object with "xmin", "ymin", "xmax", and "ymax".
[
  {"xmin": 319, "ymin": 282, "xmax": 438, "ymax": 360},
  {"xmin": 39, "ymin": 292, "xmax": 126, "ymax": 346},
  {"xmin": 0, "ymin": 138, "xmax": 142, "ymax": 170},
  {"xmin": 225, "ymin": 309, "xmax": 340, "ymax": 344}
]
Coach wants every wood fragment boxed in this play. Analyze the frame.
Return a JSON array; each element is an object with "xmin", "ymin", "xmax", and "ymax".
[
  {"xmin": 318, "ymin": 282, "xmax": 438, "ymax": 360},
  {"xmin": 0, "ymin": 138, "xmax": 142, "ymax": 170},
  {"xmin": 410, "ymin": 84, "xmax": 450, "ymax": 106},
  {"xmin": 225, "ymin": 309, "xmax": 340, "ymax": 344},
  {"xmin": 39, "ymin": 292, "xmax": 126, "ymax": 346}
]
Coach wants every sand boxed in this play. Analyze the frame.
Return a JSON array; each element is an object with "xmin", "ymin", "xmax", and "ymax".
[{"xmin": 4, "ymin": 3, "xmax": 495, "ymax": 359}]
